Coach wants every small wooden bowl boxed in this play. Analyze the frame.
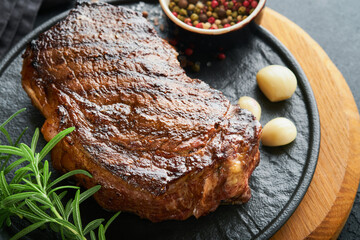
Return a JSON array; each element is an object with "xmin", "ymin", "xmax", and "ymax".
[{"xmin": 159, "ymin": 0, "xmax": 266, "ymax": 35}]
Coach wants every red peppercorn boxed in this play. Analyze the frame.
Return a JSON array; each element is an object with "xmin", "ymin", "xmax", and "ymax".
[
  {"xmin": 234, "ymin": 2, "xmax": 240, "ymax": 10},
  {"xmin": 185, "ymin": 48, "xmax": 193, "ymax": 56},
  {"xmin": 210, "ymin": 25, "xmax": 218, "ymax": 29},
  {"xmin": 211, "ymin": 0, "xmax": 219, "ymax": 8},
  {"xmin": 243, "ymin": 0, "xmax": 249, "ymax": 7},
  {"xmin": 224, "ymin": 1, "xmax": 228, "ymax": 8},
  {"xmin": 172, "ymin": 12, "xmax": 178, "ymax": 18},
  {"xmin": 251, "ymin": 1, "xmax": 258, "ymax": 8},
  {"xmin": 208, "ymin": 16, "xmax": 215, "ymax": 24},
  {"xmin": 187, "ymin": 22, "xmax": 193, "ymax": 26},
  {"xmin": 184, "ymin": 18, "xmax": 191, "ymax": 24},
  {"xmin": 195, "ymin": 22, "xmax": 203, "ymax": 28},
  {"xmin": 218, "ymin": 53, "xmax": 226, "ymax": 60},
  {"xmin": 169, "ymin": 39, "xmax": 178, "ymax": 46},
  {"xmin": 224, "ymin": 23, "xmax": 231, "ymax": 28}
]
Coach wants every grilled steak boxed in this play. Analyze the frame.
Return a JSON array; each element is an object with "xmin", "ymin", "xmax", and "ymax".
[{"xmin": 21, "ymin": 2, "xmax": 261, "ymax": 222}]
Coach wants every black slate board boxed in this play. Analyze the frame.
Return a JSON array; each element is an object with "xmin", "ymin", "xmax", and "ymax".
[{"xmin": 0, "ymin": 2, "xmax": 320, "ymax": 239}]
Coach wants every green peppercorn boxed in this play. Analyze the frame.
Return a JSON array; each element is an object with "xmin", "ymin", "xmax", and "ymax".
[
  {"xmin": 178, "ymin": 15, "xmax": 185, "ymax": 21},
  {"xmin": 173, "ymin": 6, "xmax": 180, "ymax": 13},
  {"xmin": 169, "ymin": 2, "xmax": 176, "ymax": 10},
  {"xmin": 249, "ymin": 9, "xmax": 254, "ymax": 14},
  {"xmin": 192, "ymin": 62, "xmax": 201, "ymax": 72},
  {"xmin": 242, "ymin": 15, "xmax": 247, "ymax": 20},
  {"xmin": 193, "ymin": 20, "xmax": 199, "ymax": 26},
  {"xmin": 237, "ymin": 15, "xmax": 242, "ymax": 22},
  {"xmin": 196, "ymin": 1, "xmax": 204, "ymax": 9},
  {"xmin": 187, "ymin": 3, "xmax": 195, "ymax": 10},
  {"xmin": 190, "ymin": 13, "xmax": 199, "ymax": 21},
  {"xmin": 206, "ymin": 11, "xmax": 212, "ymax": 17},
  {"xmin": 228, "ymin": 1, "xmax": 234, "ymax": 8},
  {"xmin": 227, "ymin": 16, "xmax": 233, "ymax": 21},
  {"xmin": 178, "ymin": 0, "xmax": 188, "ymax": 9},
  {"xmin": 218, "ymin": 24, "xmax": 223, "ymax": 29},
  {"xmin": 232, "ymin": 11, "xmax": 238, "ymax": 18},
  {"xmin": 230, "ymin": 21, "xmax": 235, "ymax": 26},
  {"xmin": 238, "ymin": 6, "xmax": 246, "ymax": 15},
  {"xmin": 194, "ymin": 7, "xmax": 201, "ymax": 14},
  {"xmin": 174, "ymin": 0, "xmax": 179, "ymax": 3},
  {"xmin": 212, "ymin": 12, "xmax": 218, "ymax": 18},
  {"xmin": 208, "ymin": 6, "xmax": 213, "ymax": 11},
  {"xmin": 199, "ymin": 13, "xmax": 208, "ymax": 22},
  {"xmin": 206, "ymin": 1, "xmax": 211, "ymax": 6},
  {"xmin": 226, "ymin": 9, "xmax": 232, "ymax": 16},
  {"xmin": 180, "ymin": 8, "xmax": 188, "ymax": 16}
]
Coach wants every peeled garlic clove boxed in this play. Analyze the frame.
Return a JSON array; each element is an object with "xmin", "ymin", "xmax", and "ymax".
[
  {"xmin": 238, "ymin": 96, "xmax": 261, "ymax": 121},
  {"xmin": 256, "ymin": 65, "xmax": 297, "ymax": 102},
  {"xmin": 261, "ymin": 117, "xmax": 297, "ymax": 147}
]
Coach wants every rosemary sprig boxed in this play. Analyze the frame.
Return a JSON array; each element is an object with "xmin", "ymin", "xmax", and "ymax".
[{"xmin": 0, "ymin": 109, "xmax": 120, "ymax": 240}]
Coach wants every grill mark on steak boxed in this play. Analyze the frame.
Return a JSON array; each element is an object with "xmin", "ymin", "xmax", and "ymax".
[{"xmin": 21, "ymin": 2, "xmax": 262, "ymax": 221}]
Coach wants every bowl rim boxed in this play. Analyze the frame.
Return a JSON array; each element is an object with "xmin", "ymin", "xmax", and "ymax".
[{"xmin": 159, "ymin": 0, "xmax": 266, "ymax": 35}]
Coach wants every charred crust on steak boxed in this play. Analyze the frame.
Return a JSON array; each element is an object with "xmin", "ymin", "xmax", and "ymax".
[{"xmin": 21, "ymin": 2, "xmax": 262, "ymax": 221}]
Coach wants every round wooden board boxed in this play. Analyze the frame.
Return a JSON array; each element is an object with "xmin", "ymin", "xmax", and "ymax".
[{"xmin": 255, "ymin": 8, "xmax": 360, "ymax": 239}]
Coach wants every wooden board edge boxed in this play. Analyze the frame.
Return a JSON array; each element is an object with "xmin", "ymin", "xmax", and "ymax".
[{"xmin": 256, "ymin": 7, "xmax": 360, "ymax": 239}]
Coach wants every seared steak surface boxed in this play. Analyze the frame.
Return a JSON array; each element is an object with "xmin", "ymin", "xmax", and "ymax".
[{"xmin": 22, "ymin": 2, "xmax": 261, "ymax": 221}]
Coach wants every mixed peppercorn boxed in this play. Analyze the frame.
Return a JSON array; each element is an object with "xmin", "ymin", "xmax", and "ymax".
[{"xmin": 169, "ymin": 0, "xmax": 258, "ymax": 29}]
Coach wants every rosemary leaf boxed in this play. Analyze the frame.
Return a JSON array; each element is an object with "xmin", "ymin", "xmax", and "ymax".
[
  {"xmin": 1, "ymin": 192, "xmax": 36, "ymax": 207},
  {"xmin": 46, "ymin": 169, "xmax": 92, "ymax": 190},
  {"xmin": 0, "ymin": 109, "xmax": 120, "ymax": 239},
  {"xmin": 0, "ymin": 146, "xmax": 24, "ymax": 158},
  {"xmin": 104, "ymin": 212, "xmax": 121, "ymax": 233},
  {"xmin": 72, "ymin": 190, "xmax": 84, "ymax": 237},
  {"xmin": 0, "ymin": 109, "xmax": 26, "ymax": 129},
  {"xmin": 39, "ymin": 127, "xmax": 75, "ymax": 161},
  {"xmin": 10, "ymin": 220, "xmax": 48, "ymax": 240},
  {"xmin": 83, "ymin": 219, "xmax": 104, "ymax": 236},
  {"xmin": 31, "ymin": 129, "xmax": 39, "ymax": 153},
  {"xmin": 51, "ymin": 192, "xmax": 66, "ymax": 218}
]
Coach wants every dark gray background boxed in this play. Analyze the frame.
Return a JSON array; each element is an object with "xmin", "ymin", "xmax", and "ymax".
[{"xmin": 0, "ymin": 0, "xmax": 359, "ymax": 239}]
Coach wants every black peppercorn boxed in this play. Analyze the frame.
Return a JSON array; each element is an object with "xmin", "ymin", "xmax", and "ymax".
[
  {"xmin": 217, "ymin": 6, "xmax": 226, "ymax": 19},
  {"xmin": 199, "ymin": 13, "xmax": 208, "ymax": 22},
  {"xmin": 178, "ymin": 0, "xmax": 188, "ymax": 9}
]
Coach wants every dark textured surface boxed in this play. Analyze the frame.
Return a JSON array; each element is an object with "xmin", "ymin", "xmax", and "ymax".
[
  {"xmin": 0, "ymin": 0, "xmax": 43, "ymax": 57},
  {"xmin": 0, "ymin": 2, "xmax": 319, "ymax": 239}
]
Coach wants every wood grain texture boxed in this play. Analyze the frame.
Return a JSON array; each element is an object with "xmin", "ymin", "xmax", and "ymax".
[{"xmin": 255, "ymin": 8, "xmax": 360, "ymax": 239}]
